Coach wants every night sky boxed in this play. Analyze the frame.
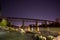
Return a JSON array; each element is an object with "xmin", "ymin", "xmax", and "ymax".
[
  {"xmin": 1, "ymin": 0, "xmax": 60, "ymax": 21},
  {"xmin": 0, "ymin": 0, "xmax": 1, "ymax": 16}
]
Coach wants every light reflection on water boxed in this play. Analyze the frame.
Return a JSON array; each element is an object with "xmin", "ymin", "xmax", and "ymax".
[{"xmin": 0, "ymin": 27, "xmax": 60, "ymax": 40}]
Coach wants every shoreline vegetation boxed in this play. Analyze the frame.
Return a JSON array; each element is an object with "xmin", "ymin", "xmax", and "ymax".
[{"xmin": 0, "ymin": 18, "xmax": 60, "ymax": 40}]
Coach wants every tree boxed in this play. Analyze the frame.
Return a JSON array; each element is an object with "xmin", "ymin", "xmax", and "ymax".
[{"xmin": 0, "ymin": 18, "xmax": 8, "ymax": 27}]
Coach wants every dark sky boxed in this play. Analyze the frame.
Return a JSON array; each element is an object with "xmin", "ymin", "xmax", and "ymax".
[
  {"xmin": 0, "ymin": 0, "xmax": 1, "ymax": 16},
  {"xmin": 1, "ymin": 0, "xmax": 60, "ymax": 21}
]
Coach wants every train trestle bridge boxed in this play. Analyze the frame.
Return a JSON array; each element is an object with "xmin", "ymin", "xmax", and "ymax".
[{"xmin": 0, "ymin": 16, "xmax": 55, "ymax": 32}]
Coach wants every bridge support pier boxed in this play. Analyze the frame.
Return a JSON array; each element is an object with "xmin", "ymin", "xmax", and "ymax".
[{"xmin": 22, "ymin": 20, "xmax": 24, "ymax": 29}]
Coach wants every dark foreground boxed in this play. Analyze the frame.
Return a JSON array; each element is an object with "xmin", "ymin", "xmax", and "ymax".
[{"xmin": 0, "ymin": 31, "xmax": 59, "ymax": 40}]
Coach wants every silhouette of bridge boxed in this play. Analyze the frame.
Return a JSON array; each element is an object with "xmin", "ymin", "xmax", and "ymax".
[{"xmin": 0, "ymin": 16, "xmax": 54, "ymax": 27}]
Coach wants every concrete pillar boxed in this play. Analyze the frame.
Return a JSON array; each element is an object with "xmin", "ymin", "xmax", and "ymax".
[
  {"xmin": 35, "ymin": 20, "xmax": 39, "ymax": 31},
  {"xmin": 22, "ymin": 20, "xmax": 24, "ymax": 29},
  {"xmin": 36, "ymin": 20, "xmax": 38, "ymax": 28},
  {"xmin": 44, "ymin": 21, "xmax": 47, "ymax": 27}
]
